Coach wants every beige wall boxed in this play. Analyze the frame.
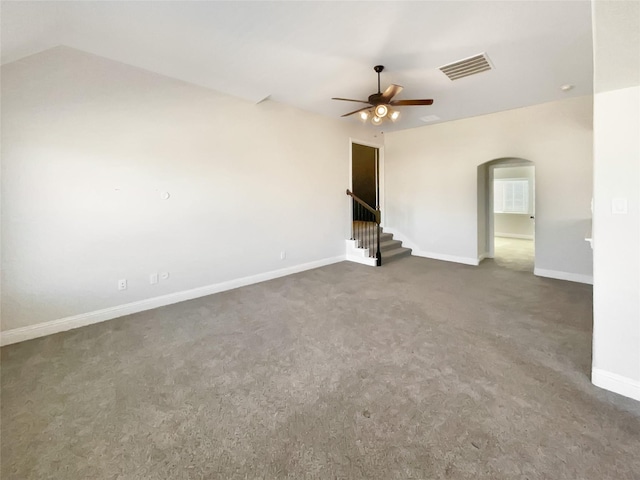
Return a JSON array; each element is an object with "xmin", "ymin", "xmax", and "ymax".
[
  {"xmin": 494, "ymin": 214, "xmax": 534, "ymax": 239},
  {"xmin": 591, "ymin": 0, "xmax": 640, "ymax": 401},
  {"xmin": 1, "ymin": 46, "xmax": 375, "ymax": 334},
  {"xmin": 592, "ymin": 85, "xmax": 640, "ymax": 396},
  {"xmin": 384, "ymin": 96, "xmax": 593, "ymax": 281}
]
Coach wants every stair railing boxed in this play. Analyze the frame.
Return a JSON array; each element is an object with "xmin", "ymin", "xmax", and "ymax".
[{"xmin": 346, "ymin": 189, "xmax": 382, "ymax": 266}]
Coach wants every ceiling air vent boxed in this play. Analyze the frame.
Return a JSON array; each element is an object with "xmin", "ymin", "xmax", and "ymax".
[
  {"xmin": 420, "ymin": 115, "xmax": 440, "ymax": 123},
  {"xmin": 439, "ymin": 53, "xmax": 493, "ymax": 81}
]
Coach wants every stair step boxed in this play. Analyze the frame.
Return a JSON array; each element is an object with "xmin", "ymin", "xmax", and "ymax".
[
  {"xmin": 381, "ymin": 247, "xmax": 412, "ymax": 263},
  {"xmin": 354, "ymin": 230, "xmax": 392, "ymax": 246},
  {"xmin": 380, "ymin": 239, "xmax": 402, "ymax": 251},
  {"xmin": 349, "ymin": 227, "xmax": 411, "ymax": 264},
  {"xmin": 359, "ymin": 239, "xmax": 402, "ymax": 252},
  {"xmin": 355, "ymin": 233, "xmax": 393, "ymax": 243}
]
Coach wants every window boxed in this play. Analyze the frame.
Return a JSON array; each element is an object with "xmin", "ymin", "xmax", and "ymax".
[{"xmin": 494, "ymin": 179, "xmax": 529, "ymax": 214}]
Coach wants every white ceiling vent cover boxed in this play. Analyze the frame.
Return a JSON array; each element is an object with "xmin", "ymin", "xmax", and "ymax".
[
  {"xmin": 420, "ymin": 115, "xmax": 441, "ymax": 123},
  {"xmin": 439, "ymin": 53, "xmax": 493, "ymax": 81}
]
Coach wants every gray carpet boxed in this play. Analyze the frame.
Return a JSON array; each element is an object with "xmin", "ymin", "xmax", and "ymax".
[
  {"xmin": 2, "ymin": 257, "xmax": 639, "ymax": 479},
  {"xmin": 494, "ymin": 237, "xmax": 535, "ymax": 272}
]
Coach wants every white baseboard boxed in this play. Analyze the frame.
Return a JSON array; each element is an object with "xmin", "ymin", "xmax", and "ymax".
[
  {"xmin": 592, "ymin": 368, "xmax": 640, "ymax": 402},
  {"xmin": 345, "ymin": 239, "xmax": 377, "ymax": 266},
  {"xmin": 0, "ymin": 255, "xmax": 346, "ymax": 347},
  {"xmin": 346, "ymin": 255, "xmax": 378, "ymax": 266},
  {"xmin": 495, "ymin": 233, "xmax": 534, "ymax": 240},
  {"xmin": 412, "ymin": 250, "xmax": 480, "ymax": 266},
  {"xmin": 534, "ymin": 268, "xmax": 593, "ymax": 285},
  {"xmin": 383, "ymin": 228, "xmax": 479, "ymax": 266}
]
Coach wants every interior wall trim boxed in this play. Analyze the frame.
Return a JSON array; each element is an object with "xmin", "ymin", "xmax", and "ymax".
[
  {"xmin": 345, "ymin": 240, "xmax": 378, "ymax": 266},
  {"xmin": 592, "ymin": 368, "xmax": 640, "ymax": 402},
  {"xmin": 412, "ymin": 251, "xmax": 480, "ymax": 266},
  {"xmin": 0, "ymin": 255, "xmax": 346, "ymax": 347},
  {"xmin": 534, "ymin": 268, "xmax": 593, "ymax": 285},
  {"xmin": 384, "ymin": 229, "xmax": 480, "ymax": 266}
]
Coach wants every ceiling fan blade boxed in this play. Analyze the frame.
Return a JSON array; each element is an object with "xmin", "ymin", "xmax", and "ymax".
[
  {"xmin": 341, "ymin": 106, "xmax": 372, "ymax": 117},
  {"xmin": 390, "ymin": 99, "xmax": 434, "ymax": 106},
  {"xmin": 332, "ymin": 97, "xmax": 371, "ymax": 104},
  {"xmin": 380, "ymin": 84, "xmax": 403, "ymax": 102}
]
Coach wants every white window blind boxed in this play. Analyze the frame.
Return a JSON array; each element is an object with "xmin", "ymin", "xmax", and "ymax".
[{"xmin": 494, "ymin": 179, "xmax": 529, "ymax": 214}]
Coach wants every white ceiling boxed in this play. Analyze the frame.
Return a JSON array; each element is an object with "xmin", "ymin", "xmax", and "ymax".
[{"xmin": 1, "ymin": 1, "xmax": 594, "ymax": 132}]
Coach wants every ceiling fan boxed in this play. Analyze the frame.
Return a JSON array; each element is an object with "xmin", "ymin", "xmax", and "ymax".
[{"xmin": 332, "ymin": 65, "xmax": 433, "ymax": 124}]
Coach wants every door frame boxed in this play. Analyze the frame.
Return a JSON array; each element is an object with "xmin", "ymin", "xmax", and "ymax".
[
  {"xmin": 349, "ymin": 137, "xmax": 385, "ymax": 227},
  {"xmin": 481, "ymin": 159, "xmax": 535, "ymax": 261}
]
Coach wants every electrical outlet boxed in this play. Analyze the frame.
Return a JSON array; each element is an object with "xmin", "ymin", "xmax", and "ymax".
[
  {"xmin": 160, "ymin": 272, "xmax": 170, "ymax": 280},
  {"xmin": 280, "ymin": 251, "xmax": 286, "ymax": 260},
  {"xmin": 118, "ymin": 279, "xmax": 127, "ymax": 291},
  {"xmin": 150, "ymin": 273, "xmax": 159, "ymax": 285}
]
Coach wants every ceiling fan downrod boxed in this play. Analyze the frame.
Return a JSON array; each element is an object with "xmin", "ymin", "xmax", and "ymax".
[{"xmin": 374, "ymin": 65, "xmax": 384, "ymax": 95}]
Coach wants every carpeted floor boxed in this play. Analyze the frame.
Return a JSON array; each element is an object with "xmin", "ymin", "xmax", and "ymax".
[
  {"xmin": 2, "ymin": 257, "xmax": 639, "ymax": 479},
  {"xmin": 494, "ymin": 236, "xmax": 535, "ymax": 272}
]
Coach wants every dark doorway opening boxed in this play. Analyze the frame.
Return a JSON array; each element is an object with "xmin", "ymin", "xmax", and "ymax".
[{"xmin": 351, "ymin": 143, "xmax": 378, "ymax": 222}]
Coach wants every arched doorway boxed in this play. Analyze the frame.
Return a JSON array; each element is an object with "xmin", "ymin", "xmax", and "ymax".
[{"xmin": 477, "ymin": 158, "xmax": 535, "ymax": 272}]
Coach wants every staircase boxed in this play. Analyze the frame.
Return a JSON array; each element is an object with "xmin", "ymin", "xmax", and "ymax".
[
  {"xmin": 346, "ymin": 189, "xmax": 411, "ymax": 266},
  {"xmin": 378, "ymin": 229, "xmax": 412, "ymax": 263},
  {"xmin": 354, "ymin": 227, "xmax": 411, "ymax": 264}
]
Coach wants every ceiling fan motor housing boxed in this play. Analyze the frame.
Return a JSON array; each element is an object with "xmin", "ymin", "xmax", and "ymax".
[{"xmin": 368, "ymin": 93, "xmax": 384, "ymax": 105}]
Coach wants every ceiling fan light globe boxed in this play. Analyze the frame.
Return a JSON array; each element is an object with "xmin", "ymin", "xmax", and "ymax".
[
  {"xmin": 371, "ymin": 115, "xmax": 382, "ymax": 125},
  {"xmin": 375, "ymin": 104, "xmax": 388, "ymax": 117},
  {"xmin": 390, "ymin": 110, "xmax": 400, "ymax": 121},
  {"xmin": 359, "ymin": 111, "xmax": 370, "ymax": 121}
]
